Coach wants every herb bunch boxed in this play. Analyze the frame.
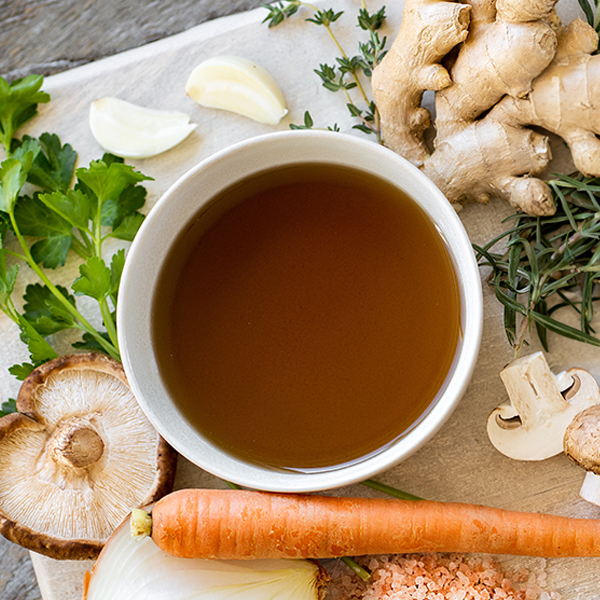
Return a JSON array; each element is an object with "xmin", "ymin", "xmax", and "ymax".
[
  {"xmin": 262, "ymin": 1, "xmax": 387, "ymax": 139},
  {"xmin": 579, "ymin": 0, "xmax": 600, "ymax": 47},
  {"xmin": 475, "ymin": 173, "xmax": 600, "ymax": 358},
  {"xmin": 0, "ymin": 75, "xmax": 150, "ymax": 391}
]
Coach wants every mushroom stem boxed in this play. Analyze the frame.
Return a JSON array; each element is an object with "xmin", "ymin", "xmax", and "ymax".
[
  {"xmin": 499, "ymin": 352, "xmax": 566, "ymax": 427},
  {"xmin": 487, "ymin": 352, "xmax": 600, "ymax": 460},
  {"xmin": 52, "ymin": 418, "xmax": 105, "ymax": 469},
  {"xmin": 580, "ymin": 472, "xmax": 600, "ymax": 506},
  {"xmin": 0, "ymin": 353, "xmax": 177, "ymax": 560}
]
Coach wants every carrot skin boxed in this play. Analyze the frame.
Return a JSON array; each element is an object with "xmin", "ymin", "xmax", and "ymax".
[{"xmin": 150, "ymin": 489, "xmax": 600, "ymax": 559}]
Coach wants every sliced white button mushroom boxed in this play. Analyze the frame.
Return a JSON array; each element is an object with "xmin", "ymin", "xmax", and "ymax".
[
  {"xmin": 486, "ymin": 351, "xmax": 600, "ymax": 460},
  {"xmin": 580, "ymin": 471, "xmax": 600, "ymax": 505},
  {"xmin": 186, "ymin": 56, "xmax": 288, "ymax": 125},
  {"xmin": 89, "ymin": 97, "xmax": 197, "ymax": 158}
]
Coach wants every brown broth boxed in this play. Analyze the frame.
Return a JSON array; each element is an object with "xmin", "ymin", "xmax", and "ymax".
[{"xmin": 152, "ymin": 163, "xmax": 461, "ymax": 470}]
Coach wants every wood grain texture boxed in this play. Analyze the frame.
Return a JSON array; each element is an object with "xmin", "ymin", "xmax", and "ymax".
[
  {"xmin": 0, "ymin": 536, "xmax": 41, "ymax": 600},
  {"xmin": 0, "ymin": 0, "xmax": 264, "ymax": 80}
]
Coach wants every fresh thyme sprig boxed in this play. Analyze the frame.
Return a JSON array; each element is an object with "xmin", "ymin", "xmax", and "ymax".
[
  {"xmin": 474, "ymin": 173, "xmax": 600, "ymax": 358},
  {"xmin": 262, "ymin": 1, "xmax": 387, "ymax": 139},
  {"xmin": 289, "ymin": 110, "xmax": 340, "ymax": 131}
]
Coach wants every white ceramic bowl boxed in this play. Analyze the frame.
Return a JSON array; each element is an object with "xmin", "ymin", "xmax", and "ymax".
[{"xmin": 118, "ymin": 130, "xmax": 483, "ymax": 492}]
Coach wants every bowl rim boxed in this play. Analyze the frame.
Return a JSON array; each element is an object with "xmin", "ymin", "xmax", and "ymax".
[{"xmin": 118, "ymin": 129, "xmax": 483, "ymax": 492}]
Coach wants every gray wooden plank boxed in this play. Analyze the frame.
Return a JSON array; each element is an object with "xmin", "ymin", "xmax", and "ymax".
[
  {"xmin": 0, "ymin": 0, "xmax": 264, "ymax": 80},
  {"xmin": 0, "ymin": 536, "xmax": 41, "ymax": 600}
]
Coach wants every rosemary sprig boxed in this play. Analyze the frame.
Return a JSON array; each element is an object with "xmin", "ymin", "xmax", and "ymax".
[
  {"xmin": 262, "ymin": 1, "xmax": 387, "ymax": 139},
  {"xmin": 578, "ymin": 0, "xmax": 600, "ymax": 46},
  {"xmin": 474, "ymin": 173, "xmax": 600, "ymax": 357}
]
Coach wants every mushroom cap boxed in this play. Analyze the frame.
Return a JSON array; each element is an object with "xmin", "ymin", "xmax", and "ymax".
[
  {"xmin": 0, "ymin": 353, "xmax": 177, "ymax": 560},
  {"xmin": 564, "ymin": 404, "xmax": 600, "ymax": 473},
  {"xmin": 487, "ymin": 351, "xmax": 600, "ymax": 460},
  {"xmin": 487, "ymin": 398, "xmax": 575, "ymax": 460}
]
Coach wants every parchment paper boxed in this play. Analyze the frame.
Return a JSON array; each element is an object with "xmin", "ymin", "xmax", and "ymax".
[{"xmin": 0, "ymin": 1, "xmax": 597, "ymax": 598}]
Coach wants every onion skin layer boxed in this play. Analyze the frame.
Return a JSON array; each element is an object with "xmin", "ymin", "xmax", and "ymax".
[{"xmin": 83, "ymin": 508, "xmax": 326, "ymax": 600}]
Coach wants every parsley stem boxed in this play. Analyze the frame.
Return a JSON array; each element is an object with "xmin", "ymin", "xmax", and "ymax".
[
  {"xmin": 360, "ymin": 478, "xmax": 423, "ymax": 501},
  {"xmin": 3, "ymin": 248, "xmax": 28, "ymax": 262},
  {"xmin": 8, "ymin": 212, "xmax": 120, "ymax": 361},
  {"xmin": 95, "ymin": 199, "xmax": 103, "ymax": 258},
  {"xmin": 79, "ymin": 230, "xmax": 95, "ymax": 257},
  {"xmin": 0, "ymin": 296, "xmax": 21, "ymax": 324},
  {"xmin": 99, "ymin": 297, "xmax": 119, "ymax": 354},
  {"xmin": 69, "ymin": 237, "xmax": 90, "ymax": 260}
]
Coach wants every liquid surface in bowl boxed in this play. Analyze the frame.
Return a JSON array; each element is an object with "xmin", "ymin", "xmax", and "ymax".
[{"xmin": 152, "ymin": 163, "xmax": 461, "ymax": 470}]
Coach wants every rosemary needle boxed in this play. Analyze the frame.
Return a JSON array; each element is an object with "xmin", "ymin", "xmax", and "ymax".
[{"xmin": 474, "ymin": 172, "xmax": 600, "ymax": 357}]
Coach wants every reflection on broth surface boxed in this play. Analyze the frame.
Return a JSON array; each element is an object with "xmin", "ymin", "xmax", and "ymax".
[{"xmin": 152, "ymin": 163, "xmax": 461, "ymax": 470}]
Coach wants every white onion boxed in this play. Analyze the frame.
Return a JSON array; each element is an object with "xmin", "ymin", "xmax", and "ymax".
[{"xmin": 84, "ymin": 517, "xmax": 326, "ymax": 600}]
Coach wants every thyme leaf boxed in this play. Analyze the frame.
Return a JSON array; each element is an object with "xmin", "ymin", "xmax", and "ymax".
[
  {"xmin": 263, "ymin": 1, "xmax": 387, "ymax": 139},
  {"xmin": 289, "ymin": 110, "xmax": 340, "ymax": 131}
]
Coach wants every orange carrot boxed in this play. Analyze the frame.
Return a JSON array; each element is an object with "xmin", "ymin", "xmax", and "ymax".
[{"xmin": 147, "ymin": 488, "xmax": 600, "ymax": 559}]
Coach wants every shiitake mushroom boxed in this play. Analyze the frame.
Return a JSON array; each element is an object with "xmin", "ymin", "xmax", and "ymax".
[{"xmin": 0, "ymin": 353, "xmax": 177, "ymax": 560}]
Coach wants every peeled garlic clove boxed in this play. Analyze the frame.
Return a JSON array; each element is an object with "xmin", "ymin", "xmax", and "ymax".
[
  {"xmin": 89, "ymin": 97, "xmax": 197, "ymax": 158},
  {"xmin": 186, "ymin": 56, "xmax": 288, "ymax": 125}
]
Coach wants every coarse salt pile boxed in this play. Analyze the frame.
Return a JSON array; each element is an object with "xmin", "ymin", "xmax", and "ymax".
[{"xmin": 328, "ymin": 554, "xmax": 562, "ymax": 600}]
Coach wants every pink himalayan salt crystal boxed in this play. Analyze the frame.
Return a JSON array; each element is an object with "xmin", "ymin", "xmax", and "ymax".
[{"xmin": 327, "ymin": 554, "xmax": 561, "ymax": 600}]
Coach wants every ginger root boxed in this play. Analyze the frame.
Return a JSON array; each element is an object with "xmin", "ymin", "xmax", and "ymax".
[
  {"xmin": 372, "ymin": 0, "xmax": 598, "ymax": 215},
  {"xmin": 497, "ymin": 19, "xmax": 600, "ymax": 178},
  {"xmin": 370, "ymin": 0, "xmax": 471, "ymax": 165}
]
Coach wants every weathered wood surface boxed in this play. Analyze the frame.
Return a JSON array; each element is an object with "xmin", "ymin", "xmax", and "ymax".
[
  {"xmin": 0, "ymin": 2, "xmax": 261, "ymax": 597},
  {"xmin": 0, "ymin": 535, "xmax": 40, "ymax": 600},
  {"xmin": 0, "ymin": 0, "xmax": 263, "ymax": 81}
]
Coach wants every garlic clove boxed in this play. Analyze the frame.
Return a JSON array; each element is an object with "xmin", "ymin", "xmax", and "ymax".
[
  {"xmin": 186, "ymin": 56, "xmax": 288, "ymax": 125},
  {"xmin": 89, "ymin": 97, "xmax": 197, "ymax": 158}
]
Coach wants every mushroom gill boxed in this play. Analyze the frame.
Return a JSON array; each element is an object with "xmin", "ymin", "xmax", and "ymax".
[{"xmin": 0, "ymin": 353, "xmax": 177, "ymax": 559}]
